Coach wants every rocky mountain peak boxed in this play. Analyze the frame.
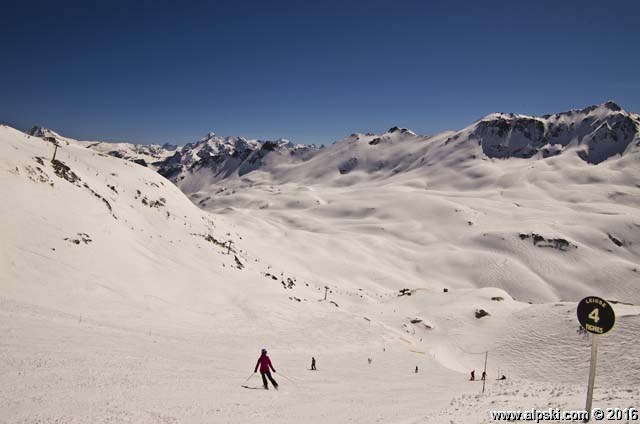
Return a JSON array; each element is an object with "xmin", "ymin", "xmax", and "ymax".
[
  {"xmin": 27, "ymin": 126, "xmax": 60, "ymax": 140},
  {"xmin": 470, "ymin": 102, "xmax": 638, "ymax": 163},
  {"xmin": 602, "ymin": 100, "xmax": 622, "ymax": 112},
  {"xmin": 387, "ymin": 126, "xmax": 415, "ymax": 135}
]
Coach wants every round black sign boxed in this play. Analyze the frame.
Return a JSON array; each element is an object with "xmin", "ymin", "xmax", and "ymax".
[{"xmin": 577, "ymin": 296, "xmax": 615, "ymax": 334}]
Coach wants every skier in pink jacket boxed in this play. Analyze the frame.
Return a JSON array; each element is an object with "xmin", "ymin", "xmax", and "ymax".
[{"xmin": 254, "ymin": 348, "xmax": 279, "ymax": 389}]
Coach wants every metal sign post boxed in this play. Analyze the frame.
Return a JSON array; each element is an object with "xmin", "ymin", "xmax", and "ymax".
[
  {"xmin": 584, "ymin": 334, "xmax": 598, "ymax": 420},
  {"xmin": 576, "ymin": 296, "xmax": 615, "ymax": 423}
]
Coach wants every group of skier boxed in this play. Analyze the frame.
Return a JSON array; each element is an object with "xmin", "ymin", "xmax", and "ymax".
[
  {"xmin": 470, "ymin": 370, "xmax": 487, "ymax": 380},
  {"xmin": 252, "ymin": 349, "xmax": 505, "ymax": 391},
  {"xmin": 470, "ymin": 370, "xmax": 506, "ymax": 381}
]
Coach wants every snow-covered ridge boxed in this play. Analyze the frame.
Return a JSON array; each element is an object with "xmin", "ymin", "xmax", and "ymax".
[
  {"xmin": 27, "ymin": 126, "xmax": 177, "ymax": 167},
  {"xmin": 3, "ymin": 125, "xmax": 250, "ymax": 295}
]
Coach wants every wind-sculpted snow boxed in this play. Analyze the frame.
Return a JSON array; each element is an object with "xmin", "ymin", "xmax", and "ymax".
[{"xmin": 175, "ymin": 105, "xmax": 640, "ymax": 306}]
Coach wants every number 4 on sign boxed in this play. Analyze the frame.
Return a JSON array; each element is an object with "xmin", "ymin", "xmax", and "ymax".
[{"xmin": 588, "ymin": 308, "xmax": 600, "ymax": 323}]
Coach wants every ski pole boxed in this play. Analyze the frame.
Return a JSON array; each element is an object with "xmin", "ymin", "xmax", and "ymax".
[
  {"xmin": 243, "ymin": 373, "xmax": 254, "ymax": 383},
  {"xmin": 276, "ymin": 371, "xmax": 296, "ymax": 384}
]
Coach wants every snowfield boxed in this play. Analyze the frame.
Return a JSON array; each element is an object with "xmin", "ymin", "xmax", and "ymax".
[{"xmin": 1, "ymin": 102, "xmax": 639, "ymax": 423}]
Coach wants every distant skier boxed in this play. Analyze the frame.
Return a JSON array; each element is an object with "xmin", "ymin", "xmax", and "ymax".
[
  {"xmin": 254, "ymin": 348, "xmax": 278, "ymax": 390},
  {"xmin": 415, "ymin": 366, "xmax": 418, "ymax": 373},
  {"xmin": 498, "ymin": 375, "xmax": 506, "ymax": 380},
  {"xmin": 368, "ymin": 358, "xmax": 372, "ymax": 364},
  {"xmin": 481, "ymin": 371, "xmax": 487, "ymax": 381},
  {"xmin": 470, "ymin": 370, "xmax": 475, "ymax": 381},
  {"xmin": 311, "ymin": 357, "xmax": 316, "ymax": 370}
]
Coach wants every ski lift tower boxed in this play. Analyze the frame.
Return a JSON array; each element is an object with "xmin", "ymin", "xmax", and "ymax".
[{"xmin": 45, "ymin": 136, "xmax": 60, "ymax": 161}]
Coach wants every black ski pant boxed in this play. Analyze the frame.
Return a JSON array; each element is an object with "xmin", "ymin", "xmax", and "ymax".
[{"xmin": 261, "ymin": 371, "xmax": 278, "ymax": 388}]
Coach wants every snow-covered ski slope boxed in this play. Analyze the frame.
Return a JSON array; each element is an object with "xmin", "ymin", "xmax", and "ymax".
[{"xmin": 1, "ymin": 105, "xmax": 639, "ymax": 424}]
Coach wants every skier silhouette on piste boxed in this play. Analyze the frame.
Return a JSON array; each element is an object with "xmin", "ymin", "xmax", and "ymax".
[{"xmin": 254, "ymin": 348, "xmax": 278, "ymax": 390}]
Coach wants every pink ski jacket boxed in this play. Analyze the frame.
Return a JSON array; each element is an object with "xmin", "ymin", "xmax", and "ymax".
[{"xmin": 255, "ymin": 354, "xmax": 275, "ymax": 373}]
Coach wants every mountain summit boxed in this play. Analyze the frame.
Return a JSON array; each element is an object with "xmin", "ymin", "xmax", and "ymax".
[
  {"xmin": 155, "ymin": 132, "xmax": 316, "ymax": 186},
  {"xmin": 467, "ymin": 101, "xmax": 639, "ymax": 163}
]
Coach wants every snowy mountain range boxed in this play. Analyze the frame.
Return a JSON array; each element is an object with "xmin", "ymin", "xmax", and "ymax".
[
  {"xmin": 30, "ymin": 101, "xmax": 640, "ymax": 189},
  {"xmin": 3, "ymin": 102, "xmax": 640, "ymax": 423}
]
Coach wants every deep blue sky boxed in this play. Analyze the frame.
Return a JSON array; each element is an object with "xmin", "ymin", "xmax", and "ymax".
[{"xmin": 2, "ymin": 0, "xmax": 639, "ymax": 145}]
